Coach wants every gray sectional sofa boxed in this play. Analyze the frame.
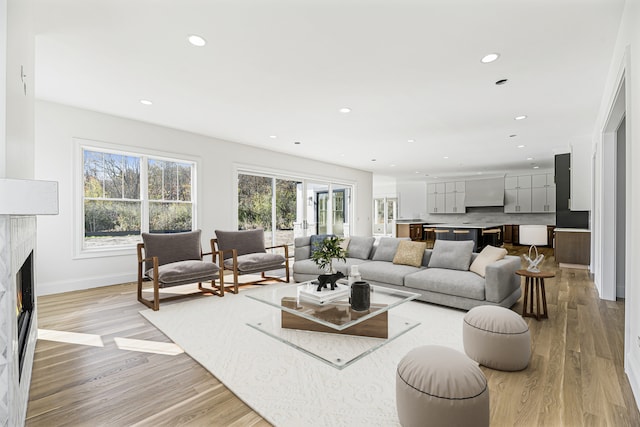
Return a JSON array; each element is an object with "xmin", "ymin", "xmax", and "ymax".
[{"xmin": 293, "ymin": 236, "xmax": 522, "ymax": 311}]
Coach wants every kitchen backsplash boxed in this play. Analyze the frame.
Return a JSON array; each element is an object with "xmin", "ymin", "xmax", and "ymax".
[{"xmin": 411, "ymin": 208, "xmax": 555, "ymax": 225}]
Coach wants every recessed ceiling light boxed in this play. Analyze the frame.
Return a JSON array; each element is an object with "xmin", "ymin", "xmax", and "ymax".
[
  {"xmin": 526, "ymin": 157, "xmax": 534, "ymax": 160},
  {"xmin": 533, "ymin": 166, "xmax": 540, "ymax": 169},
  {"xmin": 188, "ymin": 35, "xmax": 206, "ymax": 47},
  {"xmin": 339, "ymin": 107, "xmax": 351, "ymax": 113},
  {"xmin": 495, "ymin": 79, "xmax": 508, "ymax": 85},
  {"xmin": 477, "ymin": 172, "xmax": 483, "ymax": 175},
  {"xmin": 415, "ymin": 171, "xmax": 421, "ymax": 174},
  {"xmin": 443, "ymin": 156, "xmax": 449, "ymax": 159},
  {"xmin": 140, "ymin": 99, "xmax": 153, "ymax": 105},
  {"xmin": 481, "ymin": 53, "xmax": 500, "ymax": 63},
  {"xmin": 515, "ymin": 115, "xmax": 527, "ymax": 120},
  {"xmin": 293, "ymin": 141, "xmax": 301, "ymax": 145},
  {"xmin": 269, "ymin": 135, "xmax": 277, "ymax": 139},
  {"xmin": 408, "ymin": 139, "xmax": 415, "ymax": 143},
  {"xmin": 517, "ymin": 145, "xmax": 525, "ymax": 148},
  {"xmin": 433, "ymin": 176, "xmax": 439, "ymax": 179},
  {"xmin": 390, "ymin": 164, "xmax": 396, "ymax": 167}
]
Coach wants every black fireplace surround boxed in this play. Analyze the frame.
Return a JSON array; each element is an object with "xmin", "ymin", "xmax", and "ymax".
[{"xmin": 16, "ymin": 251, "xmax": 34, "ymax": 380}]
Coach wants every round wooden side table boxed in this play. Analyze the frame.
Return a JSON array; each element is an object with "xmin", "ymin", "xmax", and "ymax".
[{"xmin": 515, "ymin": 269, "xmax": 555, "ymax": 320}]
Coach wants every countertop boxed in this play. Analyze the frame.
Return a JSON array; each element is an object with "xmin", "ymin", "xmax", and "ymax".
[
  {"xmin": 428, "ymin": 223, "xmax": 505, "ymax": 229},
  {"xmin": 554, "ymin": 228, "xmax": 590, "ymax": 233}
]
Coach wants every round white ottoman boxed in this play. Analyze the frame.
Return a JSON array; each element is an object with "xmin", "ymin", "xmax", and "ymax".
[
  {"xmin": 463, "ymin": 305, "xmax": 531, "ymax": 371},
  {"xmin": 396, "ymin": 345, "xmax": 489, "ymax": 427}
]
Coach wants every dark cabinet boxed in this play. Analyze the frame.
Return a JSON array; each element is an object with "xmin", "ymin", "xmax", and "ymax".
[
  {"xmin": 503, "ymin": 225, "xmax": 519, "ymax": 245},
  {"xmin": 396, "ymin": 223, "xmax": 427, "ymax": 241}
]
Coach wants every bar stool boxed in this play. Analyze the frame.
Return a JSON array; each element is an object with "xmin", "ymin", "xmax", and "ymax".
[
  {"xmin": 423, "ymin": 227, "xmax": 436, "ymax": 249},
  {"xmin": 434, "ymin": 229, "xmax": 450, "ymax": 242},
  {"xmin": 482, "ymin": 228, "xmax": 501, "ymax": 248}
]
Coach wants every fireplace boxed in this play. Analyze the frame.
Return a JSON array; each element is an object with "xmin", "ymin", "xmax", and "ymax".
[{"xmin": 16, "ymin": 251, "xmax": 34, "ymax": 380}]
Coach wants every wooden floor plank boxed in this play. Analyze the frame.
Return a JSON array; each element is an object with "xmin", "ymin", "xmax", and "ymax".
[{"xmin": 26, "ymin": 245, "xmax": 640, "ymax": 426}]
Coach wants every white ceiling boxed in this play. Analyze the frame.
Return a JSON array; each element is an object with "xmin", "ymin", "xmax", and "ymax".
[{"xmin": 33, "ymin": 0, "xmax": 624, "ymax": 180}]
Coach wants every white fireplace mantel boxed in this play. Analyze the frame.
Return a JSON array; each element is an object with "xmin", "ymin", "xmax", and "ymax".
[{"xmin": 0, "ymin": 179, "xmax": 59, "ymax": 215}]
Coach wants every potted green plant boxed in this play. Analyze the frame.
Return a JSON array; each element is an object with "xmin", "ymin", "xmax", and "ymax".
[{"xmin": 311, "ymin": 235, "xmax": 347, "ymax": 282}]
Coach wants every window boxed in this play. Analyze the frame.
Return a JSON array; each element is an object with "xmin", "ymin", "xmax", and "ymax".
[{"xmin": 82, "ymin": 146, "xmax": 195, "ymax": 251}]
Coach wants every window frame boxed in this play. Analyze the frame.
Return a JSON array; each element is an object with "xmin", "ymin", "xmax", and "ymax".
[{"xmin": 74, "ymin": 138, "xmax": 200, "ymax": 259}]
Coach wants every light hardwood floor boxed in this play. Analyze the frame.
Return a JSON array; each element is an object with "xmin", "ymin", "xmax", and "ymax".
[{"xmin": 26, "ymin": 246, "xmax": 640, "ymax": 426}]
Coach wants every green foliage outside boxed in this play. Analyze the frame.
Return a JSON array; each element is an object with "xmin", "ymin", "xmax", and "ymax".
[{"xmin": 238, "ymin": 175, "xmax": 299, "ymax": 230}]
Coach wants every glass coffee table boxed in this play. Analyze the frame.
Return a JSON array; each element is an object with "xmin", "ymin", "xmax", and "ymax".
[{"xmin": 246, "ymin": 281, "xmax": 421, "ymax": 369}]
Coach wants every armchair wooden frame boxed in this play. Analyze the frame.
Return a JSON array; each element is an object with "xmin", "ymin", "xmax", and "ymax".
[
  {"xmin": 211, "ymin": 239, "xmax": 290, "ymax": 293},
  {"xmin": 137, "ymin": 243, "xmax": 225, "ymax": 311}
]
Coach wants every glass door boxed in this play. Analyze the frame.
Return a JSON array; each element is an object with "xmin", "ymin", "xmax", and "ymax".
[{"xmin": 372, "ymin": 197, "xmax": 397, "ymax": 236}]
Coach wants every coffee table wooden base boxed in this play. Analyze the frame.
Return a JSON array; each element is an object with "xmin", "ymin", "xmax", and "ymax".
[{"xmin": 281, "ymin": 297, "xmax": 388, "ymax": 338}]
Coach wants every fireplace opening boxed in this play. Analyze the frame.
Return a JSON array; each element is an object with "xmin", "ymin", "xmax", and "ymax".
[{"xmin": 16, "ymin": 250, "xmax": 34, "ymax": 380}]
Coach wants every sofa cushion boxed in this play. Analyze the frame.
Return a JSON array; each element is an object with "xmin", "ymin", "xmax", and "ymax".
[
  {"xmin": 428, "ymin": 240, "xmax": 474, "ymax": 271},
  {"xmin": 293, "ymin": 259, "xmax": 325, "ymax": 276},
  {"xmin": 215, "ymin": 229, "xmax": 266, "ymax": 258},
  {"xmin": 146, "ymin": 260, "xmax": 219, "ymax": 286},
  {"xmin": 393, "ymin": 241, "xmax": 427, "ymax": 267},
  {"xmin": 404, "ymin": 268, "xmax": 486, "ymax": 300},
  {"xmin": 331, "ymin": 258, "xmax": 372, "ymax": 276},
  {"xmin": 470, "ymin": 245, "xmax": 508, "ymax": 277},
  {"xmin": 372, "ymin": 237, "xmax": 403, "ymax": 262},
  {"xmin": 223, "ymin": 253, "xmax": 285, "ymax": 272},
  {"xmin": 347, "ymin": 236, "xmax": 376, "ymax": 259},
  {"xmin": 358, "ymin": 261, "xmax": 422, "ymax": 287}
]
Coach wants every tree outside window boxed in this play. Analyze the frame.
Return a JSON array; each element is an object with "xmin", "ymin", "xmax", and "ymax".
[{"xmin": 83, "ymin": 148, "xmax": 194, "ymax": 249}]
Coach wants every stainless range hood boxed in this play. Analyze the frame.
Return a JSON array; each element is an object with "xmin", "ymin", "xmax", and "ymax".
[{"xmin": 464, "ymin": 177, "xmax": 505, "ymax": 207}]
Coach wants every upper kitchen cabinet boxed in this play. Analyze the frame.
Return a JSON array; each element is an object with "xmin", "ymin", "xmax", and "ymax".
[
  {"xmin": 570, "ymin": 137, "xmax": 592, "ymax": 211},
  {"xmin": 531, "ymin": 173, "xmax": 556, "ymax": 213},
  {"xmin": 504, "ymin": 175, "xmax": 532, "ymax": 213},
  {"xmin": 428, "ymin": 181, "xmax": 464, "ymax": 214}
]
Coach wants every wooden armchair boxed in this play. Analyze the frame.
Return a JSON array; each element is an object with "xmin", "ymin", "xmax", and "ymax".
[
  {"xmin": 212, "ymin": 229, "xmax": 290, "ymax": 293},
  {"xmin": 137, "ymin": 229, "xmax": 224, "ymax": 311}
]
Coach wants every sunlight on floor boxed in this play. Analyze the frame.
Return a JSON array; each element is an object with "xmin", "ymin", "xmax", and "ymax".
[
  {"xmin": 38, "ymin": 329, "xmax": 105, "ymax": 347},
  {"xmin": 114, "ymin": 337, "xmax": 184, "ymax": 355}
]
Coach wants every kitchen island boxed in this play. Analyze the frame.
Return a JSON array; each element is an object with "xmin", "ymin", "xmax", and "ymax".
[{"xmin": 425, "ymin": 223, "xmax": 505, "ymax": 251}]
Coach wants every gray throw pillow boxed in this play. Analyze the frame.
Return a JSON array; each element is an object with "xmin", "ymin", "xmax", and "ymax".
[
  {"xmin": 372, "ymin": 237, "xmax": 403, "ymax": 262},
  {"xmin": 428, "ymin": 240, "xmax": 474, "ymax": 271},
  {"xmin": 347, "ymin": 236, "xmax": 375, "ymax": 260},
  {"xmin": 215, "ymin": 229, "xmax": 266, "ymax": 259}
]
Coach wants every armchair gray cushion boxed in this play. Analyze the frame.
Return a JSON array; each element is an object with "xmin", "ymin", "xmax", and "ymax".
[
  {"xmin": 142, "ymin": 230, "xmax": 202, "ymax": 271},
  {"xmin": 215, "ymin": 229, "xmax": 266, "ymax": 258},
  {"xmin": 146, "ymin": 260, "xmax": 220, "ymax": 287},
  {"xmin": 223, "ymin": 253, "xmax": 286, "ymax": 273}
]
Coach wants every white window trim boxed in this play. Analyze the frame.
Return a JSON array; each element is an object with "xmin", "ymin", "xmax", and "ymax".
[{"xmin": 74, "ymin": 138, "xmax": 200, "ymax": 259}]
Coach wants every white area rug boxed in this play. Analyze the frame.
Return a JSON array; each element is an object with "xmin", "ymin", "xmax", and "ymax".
[{"xmin": 140, "ymin": 285, "xmax": 466, "ymax": 426}]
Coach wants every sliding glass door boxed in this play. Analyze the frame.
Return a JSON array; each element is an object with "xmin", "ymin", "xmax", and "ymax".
[{"xmin": 238, "ymin": 170, "xmax": 353, "ymax": 246}]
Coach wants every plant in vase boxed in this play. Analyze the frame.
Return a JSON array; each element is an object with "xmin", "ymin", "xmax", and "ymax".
[{"xmin": 311, "ymin": 235, "xmax": 347, "ymax": 291}]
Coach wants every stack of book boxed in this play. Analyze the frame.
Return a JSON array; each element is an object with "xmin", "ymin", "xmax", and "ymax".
[{"xmin": 298, "ymin": 282, "xmax": 350, "ymax": 305}]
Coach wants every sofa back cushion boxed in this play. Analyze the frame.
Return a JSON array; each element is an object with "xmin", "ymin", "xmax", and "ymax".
[
  {"xmin": 142, "ymin": 230, "xmax": 202, "ymax": 270},
  {"xmin": 215, "ymin": 229, "xmax": 266, "ymax": 259},
  {"xmin": 347, "ymin": 236, "xmax": 376, "ymax": 259},
  {"xmin": 294, "ymin": 236, "xmax": 312, "ymax": 260},
  {"xmin": 372, "ymin": 237, "xmax": 405, "ymax": 262},
  {"xmin": 428, "ymin": 240, "xmax": 474, "ymax": 271}
]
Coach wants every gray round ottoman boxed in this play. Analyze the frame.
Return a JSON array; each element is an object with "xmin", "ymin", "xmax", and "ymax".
[
  {"xmin": 463, "ymin": 305, "xmax": 531, "ymax": 371},
  {"xmin": 396, "ymin": 345, "xmax": 489, "ymax": 427}
]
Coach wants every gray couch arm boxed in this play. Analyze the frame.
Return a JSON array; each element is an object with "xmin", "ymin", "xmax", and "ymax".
[
  {"xmin": 484, "ymin": 255, "xmax": 521, "ymax": 303},
  {"xmin": 294, "ymin": 236, "xmax": 312, "ymax": 261}
]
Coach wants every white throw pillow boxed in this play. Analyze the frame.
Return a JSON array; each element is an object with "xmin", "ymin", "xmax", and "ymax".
[{"xmin": 469, "ymin": 245, "xmax": 508, "ymax": 277}]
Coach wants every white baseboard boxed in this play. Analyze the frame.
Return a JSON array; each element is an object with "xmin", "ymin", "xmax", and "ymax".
[
  {"xmin": 37, "ymin": 273, "xmax": 137, "ymax": 295},
  {"xmin": 626, "ymin": 350, "xmax": 640, "ymax": 411}
]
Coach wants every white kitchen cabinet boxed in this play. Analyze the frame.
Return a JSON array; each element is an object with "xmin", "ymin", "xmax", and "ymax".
[
  {"xmin": 504, "ymin": 187, "xmax": 532, "ymax": 213},
  {"xmin": 428, "ymin": 181, "xmax": 464, "ymax": 213},
  {"xmin": 531, "ymin": 173, "xmax": 556, "ymax": 212}
]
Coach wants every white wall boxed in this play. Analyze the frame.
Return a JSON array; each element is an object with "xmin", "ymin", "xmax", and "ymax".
[
  {"xmin": 372, "ymin": 174, "xmax": 397, "ymax": 198},
  {"xmin": 34, "ymin": 101, "xmax": 372, "ymax": 295},
  {"xmin": 397, "ymin": 180, "xmax": 426, "ymax": 219},
  {"xmin": 592, "ymin": 0, "xmax": 640, "ymax": 407}
]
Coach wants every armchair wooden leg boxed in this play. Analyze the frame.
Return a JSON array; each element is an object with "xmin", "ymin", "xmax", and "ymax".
[{"xmin": 137, "ymin": 278, "xmax": 161, "ymax": 311}]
